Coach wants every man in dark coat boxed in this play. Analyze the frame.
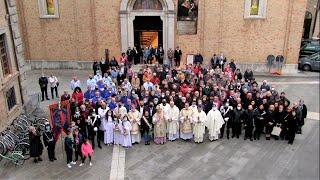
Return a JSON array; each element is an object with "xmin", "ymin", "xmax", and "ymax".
[
  {"xmin": 253, "ymin": 104, "xmax": 267, "ymax": 140},
  {"xmin": 39, "ymin": 74, "xmax": 50, "ymax": 101},
  {"xmin": 100, "ymin": 58, "xmax": 109, "ymax": 76},
  {"xmin": 232, "ymin": 103, "xmax": 245, "ymax": 138},
  {"xmin": 244, "ymin": 68, "xmax": 254, "ymax": 82},
  {"xmin": 92, "ymin": 61, "xmax": 100, "ymax": 75},
  {"xmin": 29, "ymin": 126, "xmax": 43, "ymax": 163},
  {"xmin": 244, "ymin": 105, "xmax": 255, "ymax": 141},
  {"xmin": 133, "ymin": 46, "xmax": 140, "ymax": 64},
  {"xmin": 297, "ymin": 99, "xmax": 307, "ymax": 134},
  {"xmin": 265, "ymin": 104, "xmax": 276, "ymax": 140},
  {"xmin": 287, "ymin": 108, "xmax": 298, "ymax": 144},
  {"xmin": 127, "ymin": 47, "xmax": 135, "ymax": 65},
  {"xmin": 194, "ymin": 53, "xmax": 203, "ymax": 65},
  {"xmin": 210, "ymin": 54, "xmax": 219, "ymax": 69},
  {"xmin": 43, "ymin": 122, "xmax": 56, "ymax": 162},
  {"xmin": 229, "ymin": 59, "xmax": 237, "ymax": 72},
  {"xmin": 174, "ymin": 46, "xmax": 182, "ymax": 67}
]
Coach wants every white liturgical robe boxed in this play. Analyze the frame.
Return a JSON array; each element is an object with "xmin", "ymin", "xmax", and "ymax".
[
  {"xmin": 164, "ymin": 105, "xmax": 180, "ymax": 141},
  {"xmin": 192, "ymin": 110, "xmax": 206, "ymax": 143},
  {"xmin": 206, "ymin": 108, "xmax": 225, "ymax": 141},
  {"xmin": 128, "ymin": 109, "xmax": 141, "ymax": 143}
]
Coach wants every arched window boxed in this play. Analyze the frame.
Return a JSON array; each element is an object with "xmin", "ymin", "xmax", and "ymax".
[{"xmin": 133, "ymin": 0, "xmax": 163, "ymax": 10}]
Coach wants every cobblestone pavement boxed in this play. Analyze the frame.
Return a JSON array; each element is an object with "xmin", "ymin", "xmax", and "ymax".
[{"xmin": 0, "ymin": 69, "xmax": 318, "ymax": 180}]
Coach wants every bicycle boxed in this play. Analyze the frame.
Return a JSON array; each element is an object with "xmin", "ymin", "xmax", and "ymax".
[
  {"xmin": 0, "ymin": 151, "xmax": 25, "ymax": 166},
  {"xmin": 0, "ymin": 131, "xmax": 30, "ymax": 159}
]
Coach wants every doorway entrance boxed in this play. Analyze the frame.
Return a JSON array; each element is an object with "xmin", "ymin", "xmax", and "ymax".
[
  {"xmin": 120, "ymin": 0, "xmax": 175, "ymax": 58},
  {"xmin": 133, "ymin": 16, "xmax": 163, "ymax": 49}
]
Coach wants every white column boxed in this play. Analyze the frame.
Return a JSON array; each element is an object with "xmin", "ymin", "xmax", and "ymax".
[
  {"xmin": 167, "ymin": 12, "xmax": 175, "ymax": 50},
  {"xmin": 120, "ymin": 13, "xmax": 128, "ymax": 53},
  {"xmin": 128, "ymin": 15, "xmax": 135, "ymax": 49},
  {"xmin": 160, "ymin": 15, "xmax": 167, "ymax": 61}
]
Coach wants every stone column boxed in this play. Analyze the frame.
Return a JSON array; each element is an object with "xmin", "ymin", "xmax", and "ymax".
[
  {"xmin": 128, "ymin": 15, "xmax": 135, "ymax": 49},
  {"xmin": 167, "ymin": 11, "xmax": 175, "ymax": 50},
  {"xmin": 120, "ymin": 12, "xmax": 128, "ymax": 53}
]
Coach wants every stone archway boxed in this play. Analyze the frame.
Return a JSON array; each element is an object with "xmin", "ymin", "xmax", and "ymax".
[{"xmin": 120, "ymin": 0, "xmax": 175, "ymax": 58}]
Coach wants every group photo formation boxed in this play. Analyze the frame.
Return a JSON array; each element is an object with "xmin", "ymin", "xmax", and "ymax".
[
  {"xmin": 0, "ymin": 0, "xmax": 319, "ymax": 179},
  {"xmin": 36, "ymin": 49, "xmax": 308, "ymax": 168}
]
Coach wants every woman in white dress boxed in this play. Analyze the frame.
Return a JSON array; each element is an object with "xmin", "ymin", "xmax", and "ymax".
[
  {"xmin": 104, "ymin": 110, "xmax": 115, "ymax": 145},
  {"xmin": 121, "ymin": 115, "xmax": 132, "ymax": 148}
]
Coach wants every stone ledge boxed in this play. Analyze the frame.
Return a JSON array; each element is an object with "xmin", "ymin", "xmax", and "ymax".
[
  {"xmin": 28, "ymin": 60, "xmax": 299, "ymax": 73},
  {"xmin": 29, "ymin": 60, "xmax": 95, "ymax": 70}
]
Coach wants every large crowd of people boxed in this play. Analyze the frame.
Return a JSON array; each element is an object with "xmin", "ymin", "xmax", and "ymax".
[{"xmin": 37, "ymin": 47, "xmax": 308, "ymax": 169}]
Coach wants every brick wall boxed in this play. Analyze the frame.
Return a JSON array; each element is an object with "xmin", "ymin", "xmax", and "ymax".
[{"xmin": 17, "ymin": 0, "xmax": 307, "ymax": 65}]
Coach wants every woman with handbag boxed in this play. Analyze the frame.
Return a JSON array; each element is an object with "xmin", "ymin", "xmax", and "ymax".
[
  {"xmin": 273, "ymin": 104, "xmax": 285, "ymax": 140},
  {"xmin": 265, "ymin": 105, "xmax": 276, "ymax": 140}
]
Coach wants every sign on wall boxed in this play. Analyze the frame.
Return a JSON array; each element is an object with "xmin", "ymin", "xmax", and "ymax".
[
  {"xmin": 186, "ymin": 54, "xmax": 195, "ymax": 65},
  {"xmin": 177, "ymin": 0, "xmax": 198, "ymax": 35}
]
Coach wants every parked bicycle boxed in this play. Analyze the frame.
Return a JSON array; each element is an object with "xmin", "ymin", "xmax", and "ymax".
[
  {"xmin": 0, "ymin": 151, "xmax": 25, "ymax": 166},
  {"xmin": 0, "ymin": 114, "xmax": 49, "ymax": 164}
]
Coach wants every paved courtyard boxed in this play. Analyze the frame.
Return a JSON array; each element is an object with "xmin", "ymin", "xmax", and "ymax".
[{"xmin": 0, "ymin": 69, "xmax": 319, "ymax": 180}]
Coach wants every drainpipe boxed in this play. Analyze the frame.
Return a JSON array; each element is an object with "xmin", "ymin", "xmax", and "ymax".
[
  {"xmin": 4, "ymin": 0, "xmax": 25, "ymax": 105},
  {"xmin": 311, "ymin": 0, "xmax": 320, "ymax": 37},
  {"xmin": 282, "ymin": 0, "xmax": 294, "ymax": 64}
]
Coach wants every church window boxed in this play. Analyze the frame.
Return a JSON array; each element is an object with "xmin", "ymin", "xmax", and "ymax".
[
  {"xmin": 244, "ymin": 0, "xmax": 267, "ymax": 19},
  {"xmin": 38, "ymin": 0, "xmax": 59, "ymax": 18},
  {"xmin": 133, "ymin": 0, "xmax": 163, "ymax": 10}
]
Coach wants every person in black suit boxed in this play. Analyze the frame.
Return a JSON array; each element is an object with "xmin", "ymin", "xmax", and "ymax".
[
  {"xmin": 145, "ymin": 102, "xmax": 156, "ymax": 117},
  {"xmin": 127, "ymin": 47, "xmax": 135, "ymax": 65},
  {"xmin": 39, "ymin": 74, "xmax": 50, "ymax": 101},
  {"xmin": 100, "ymin": 58, "xmax": 109, "ymax": 76},
  {"xmin": 174, "ymin": 46, "xmax": 182, "ymax": 67}
]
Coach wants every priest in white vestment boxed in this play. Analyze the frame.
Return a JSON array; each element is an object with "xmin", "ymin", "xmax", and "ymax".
[
  {"xmin": 157, "ymin": 99, "xmax": 170, "ymax": 113},
  {"xmin": 206, "ymin": 104, "xmax": 224, "ymax": 141},
  {"xmin": 165, "ymin": 100, "xmax": 180, "ymax": 141},
  {"xmin": 180, "ymin": 103, "xmax": 194, "ymax": 140},
  {"xmin": 113, "ymin": 101, "xmax": 128, "ymax": 119},
  {"xmin": 128, "ymin": 104, "xmax": 141, "ymax": 144},
  {"xmin": 192, "ymin": 105, "xmax": 206, "ymax": 143}
]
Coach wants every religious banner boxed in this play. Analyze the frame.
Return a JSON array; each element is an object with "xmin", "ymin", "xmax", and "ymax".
[
  {"xmin": 177, "ymin": 0, "xmax": 198, "ymax": 34},
  {"xmin": 49, "ymin": 101, "xmax": 71, "ymax": 142}
]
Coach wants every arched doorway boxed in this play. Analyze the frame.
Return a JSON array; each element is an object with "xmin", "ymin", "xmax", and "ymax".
[
  {"xmin": 120, "ymin": 0, "xmax": 175, "ymax": 57},
  {"xmin": 133, "ymin": 16, "xmax": 163, "ymax": 48}
]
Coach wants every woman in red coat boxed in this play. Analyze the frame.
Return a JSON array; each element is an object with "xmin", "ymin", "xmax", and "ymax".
[
  {"xmin": 72, "ymin": 87, "xmax": 84, "ymax": 105},
  {"xmin": 180, "ymin": 83, "xmax": 190, "ymax": 96}
]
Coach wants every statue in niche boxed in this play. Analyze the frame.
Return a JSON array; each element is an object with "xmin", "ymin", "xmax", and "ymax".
[{"xmin": 133, "ymin": 0, "xmax": 163, "ymax": 10}]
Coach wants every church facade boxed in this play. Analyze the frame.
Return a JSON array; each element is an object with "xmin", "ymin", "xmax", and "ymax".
[{"xmin": 16, "ymin": 0, "xmax": 307, "ymax": 71}]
